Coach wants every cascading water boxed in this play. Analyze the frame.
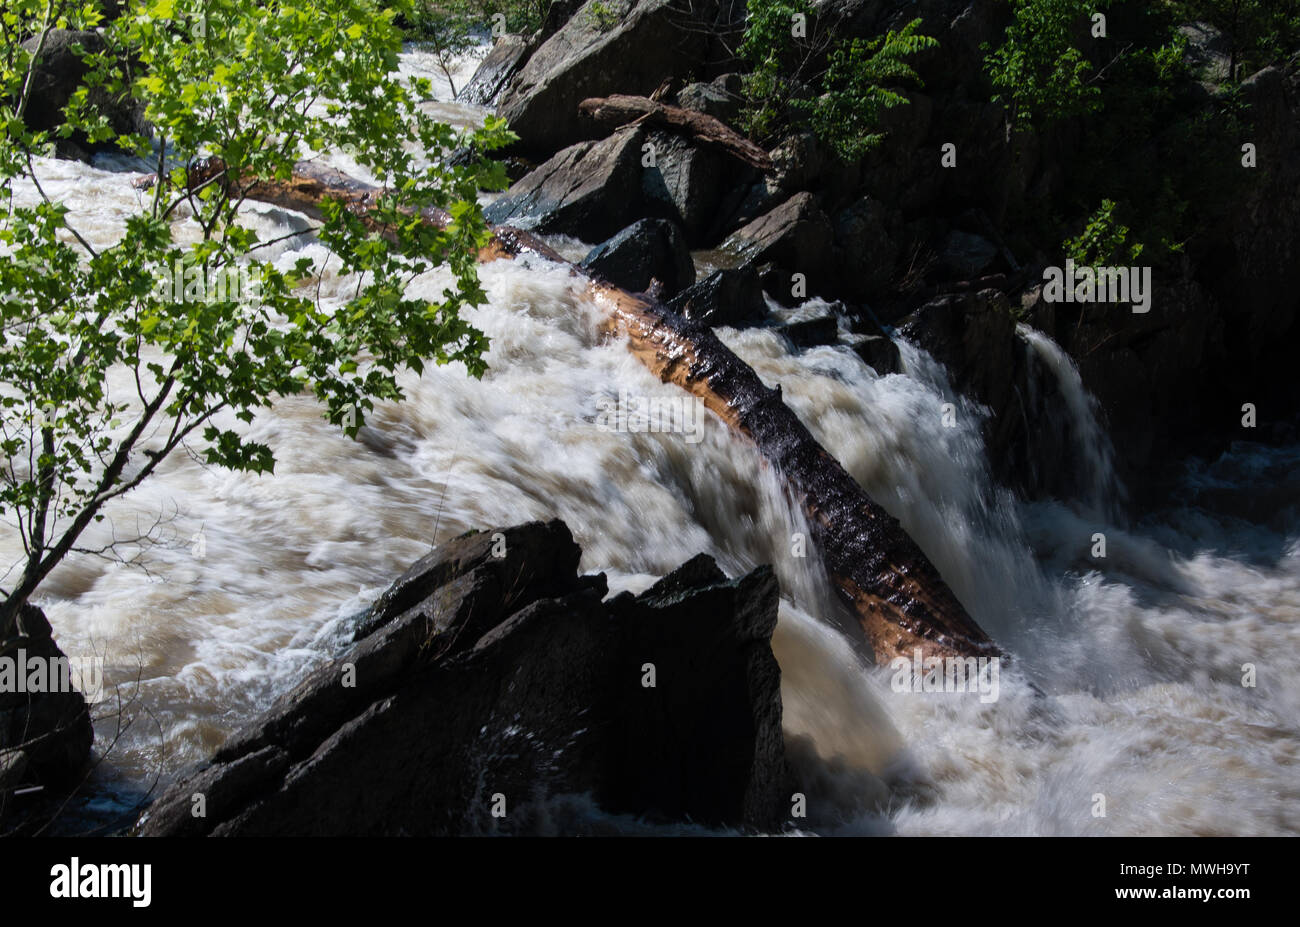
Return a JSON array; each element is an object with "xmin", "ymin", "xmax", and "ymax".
[
  {"xmin": 4, "ymin": 47, "xmax": 1298, "ymax": 836},
  {"xmin": 1017, "ymin": 323, "xmax": 1127, "ymax": 519}
]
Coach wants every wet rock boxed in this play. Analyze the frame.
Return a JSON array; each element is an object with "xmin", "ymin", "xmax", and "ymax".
[
  {"xmin": 778, "ymin": 314, "xmax": 839, "ymax": 348},
  {"xmin": 667, "ymin": 267, "xmax": 767, "ymax": 327},
  {"xmin": 723, "ymin": 193, "xmax": 837, "ymax": 295},
  {"xmin": 496, "ymin": 0, "xmax": 723, "ymax": 154},
  {"xmin": 853, "ymin": 335, "xmax": 901, "ymax": 375},
  {"xmin": 137, "ymin": 521, "xmax": 791, "ymax": 836},
  {"xmin": 581, "ymin": 217, "xmax": 695, "ymax": 297},
  {"xmin": 0, "ymin": 603, "xmax": 94, "ymax": 795},
  {"xmin": 483, "ymin": 128, "xmax": 646, "ymax": 241},
  {"xmin": 459, "ymin": 34, "xmax": 533, "ymax": 106}
]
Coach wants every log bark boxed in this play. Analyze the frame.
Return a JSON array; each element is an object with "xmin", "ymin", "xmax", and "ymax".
[
  {"xmin": 152, "ymin": 160, "xmax": 998, "ymax": 665},
  {"xmin": 577, "ymin": 94, "xmax": 774, "ymax": 171}
]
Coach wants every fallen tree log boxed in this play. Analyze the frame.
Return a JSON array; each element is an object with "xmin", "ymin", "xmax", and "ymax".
[
  {"xmin": 146, "ymin": 160, "xmax": 997, "ymax": 665},
  {"xmin": 577, "ymin": 94, "xmax": 774, "ymax": 171}
]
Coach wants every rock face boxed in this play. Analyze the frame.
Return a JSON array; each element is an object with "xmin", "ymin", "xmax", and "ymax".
[
  {"xmin": 723, "ymin": 193, "xmax": 837, "ymax": 293},
  {"xmin": 137, "ymin": 520, "xmax": 791, "ymax": 836},
  {"xmin": 580, "ymin": 218, "xmax": 694, "ymax": 297},
  {"xmin": 0, "ymin": 603, "xmax": 94, "ymax": 808},
  {"xmin": 496, "ymin": 0, "xmax": 731, "ymax": 154},
  {"xmin": 640, "ymin": 129, "xmax": 752, "ymax": 245},
  {"xmin": 19, "ymin": 29, "xmax": 145, "ymax": 158},
  {"xmin": 458, "ymin": 34, "xmax": 533, "ymax": 106},
  {"xmin": 484, "ymin": 128, "xmax": 646, "ymax": 241}
]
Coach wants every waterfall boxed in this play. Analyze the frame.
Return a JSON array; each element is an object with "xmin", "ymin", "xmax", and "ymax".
[{"xmin": 3, "ymin": 47, "xmax": 1298, "ymax": 835}]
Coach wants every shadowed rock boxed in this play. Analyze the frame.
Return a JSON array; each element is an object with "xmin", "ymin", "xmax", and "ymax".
[{"xmin": 137, "ymin": 520, "xmax": 792, "ymax": 836}]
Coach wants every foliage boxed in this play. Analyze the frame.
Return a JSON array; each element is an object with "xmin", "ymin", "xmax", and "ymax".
[
  {"xmin": 1063, "ymin": 199, "xmax": 1143, "ymax": 265},
  {"xmin": 738, "ymin": 0, "xmax": 937, "ymax": 161},
  {"xmin": 0, "ymin": 0, "xmax": 514, "ymax": 618},
  {"xmin": 792, "ymin": 20, "xmax": 938, "ymax": 161},
  {"xmin": 1170, "ymin": 0, "xmax": 1300, "ymax": 78}
]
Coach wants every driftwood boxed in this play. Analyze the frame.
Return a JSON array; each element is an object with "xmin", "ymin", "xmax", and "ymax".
[
  {"xmin": 148, "ymin": 160, "xmax": 997, "ymax": 665},
  {"xmin": 578, "ymin": 94, "xmax": 773, "ymax": 171}
]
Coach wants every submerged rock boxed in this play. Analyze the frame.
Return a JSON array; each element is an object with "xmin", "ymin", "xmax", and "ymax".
[{"xmin": 137, "ymin": 520, "xmax": 791, "ymax": 835}]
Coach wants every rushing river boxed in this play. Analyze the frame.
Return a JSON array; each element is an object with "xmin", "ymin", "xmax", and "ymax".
[{"xmin": 4, "ymin": 48, "xmax": 1298, "ymax": 836}]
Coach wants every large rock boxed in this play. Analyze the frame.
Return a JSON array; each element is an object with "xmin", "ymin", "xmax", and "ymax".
[
  {"xmin": 495, "ymin": 0, "xmax": 727, "ymax": 154},
  {"xmin": 640, "ymin": 129, "xmax": 752, "ymax": 245},
  {"xmin": 18, "ymin": 29, "xmax": 145, "ymax": 158},
  {"xmin": 667, "ymin": 266, "xmax": 768, "ymax": 327},
  {"xmin": 833, "ymin": 196, "xmax": 899, "ymax": 299},
  {"xmin": 0, "ymin": 603, "xmax": 94, "ymax": 802},
  {"xmin": 458, "ymin": 34, "xmax": 533, "ymax": 106},
  {"xmin": 675, "ymin": 74, "xmax": 744, "ymax": 124},
  {"xmin": 580, "ymin": 218, "xmax": 695, "ymax": 297},
  {"xmin": 723, "ymin": 193, "xmax": 837, "ymax": 295},
  {"xmin": 137, "ymin": 521, "xmax": 791, "ymax": 835},
  {"xmin": 483, "ymin": 128, "xmax": 646, "ymax": 241}
]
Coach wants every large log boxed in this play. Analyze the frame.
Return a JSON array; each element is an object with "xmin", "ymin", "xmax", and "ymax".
[
  {"xmin": 578, "ymin": 94, "xmax": 774, "ymax": 171},
  {"xmin": 150, "ymin": 160, "xmax": 998, "ymax": 665}
]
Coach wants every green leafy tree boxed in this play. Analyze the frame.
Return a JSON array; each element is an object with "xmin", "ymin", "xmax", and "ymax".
[
  {"xmin": 793, "ymin": 20, "xmax": 938, "ymax": 161},
  {"xmin": 738, "ymin": 0, "xmax": 936, "ymax": 160},
  {"xmin": 0, "ymin": 0, "xmax": 514, "ymax": 622},
  {"xmin": 1171, "ymin": 0, "xmax": 1300, "ymax": 79},
  {"xmin": 983, "ymin": 0, "xmax": 1108, "ymax": 128},
  {"xmin": 408, "ymin": 1, "xmax": 481, "ymax": 99}
]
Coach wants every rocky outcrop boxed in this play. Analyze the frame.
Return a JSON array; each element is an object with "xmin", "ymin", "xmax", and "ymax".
[
  {"xmin": 483, "ymin": 128, "xmax": 646, "ymax": 241},
  {"xmin": 495, "ymin": 0, "xmax": 736, "ymax": 154},
  {"xmin": 137, "ymin": 520, "xmax": 792, "ymax": 836},
  {"xmin": 580, "ymin": 218, "xmax": 695, "ymax": 297},
  {"xmin": 0, "ymin": 603, "xmax": 94, "ymax": 816}
]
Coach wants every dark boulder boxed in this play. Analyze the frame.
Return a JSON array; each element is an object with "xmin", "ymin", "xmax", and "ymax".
[
  {"xmin": 640, "ymin": 129, "xmax": 748, "ymax": 246},
  {"xmin": 723, "ymin": 193, "xmax": 837, "ymax": 295},
  {"xmin": 580, "ymin": 218, "xmax": 695, "ymax": 297},
  {"xmin": 853, "ymin": 335, "xmax": 902, "ymax": 375},
  {"xmin": 18, "ymin": 29, "xmax": 145, "ymax": 158},
  {"xmin": 936, "ymin": 230, "xmax": 999, "ymax": 280},
  {"xmin": 495, "ymin": 0, "xmax": 727, "ymax": 154},
  {"xmin": 667, "ymin": 266, "xmax": 767, "ymax": 327},
  {"xmin": 137, "ymin": 520, "xmax": 792, "ymax": 836},
  {"xmin": 483, "ymin": 128, "xmax": 646, "ymax": 241},
  {"xmin": 778, "ymin": 314, "xmax": 839, "ymax": 349},
  {"xmin": 833, "ymin": 196, "xmax": 900, "ymax": 300},
  {"xmin": 0, "ymin": 603, "xmax": 94, "ymax": 804}
]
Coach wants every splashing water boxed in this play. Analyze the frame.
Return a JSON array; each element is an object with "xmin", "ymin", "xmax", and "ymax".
[{"xmin": 3, "ymin": 54, "xmax": 1298, "ymax": 836}]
